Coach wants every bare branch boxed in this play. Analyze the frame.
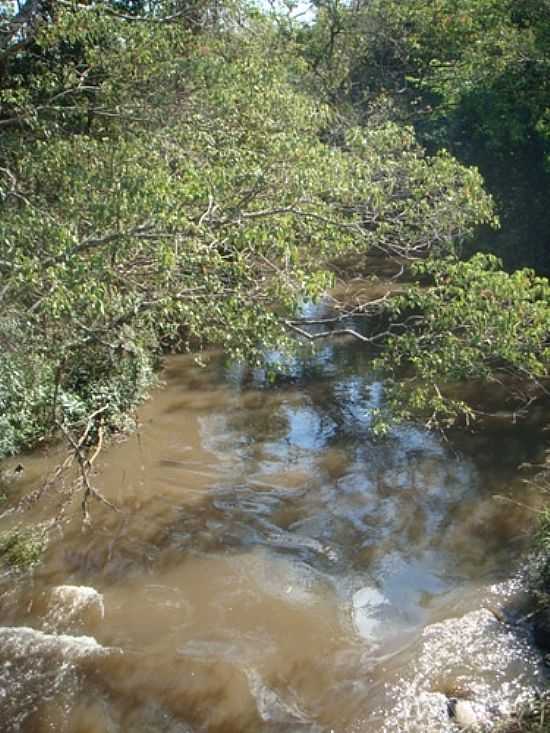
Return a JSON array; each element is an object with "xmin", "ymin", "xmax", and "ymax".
[
  {"xmin": 285, "ymin": 319, "xmax": 377, "ymax": 343},
  {"xmin": 56, "ymin": 411, "xmax": 119, "ymax": 525}
]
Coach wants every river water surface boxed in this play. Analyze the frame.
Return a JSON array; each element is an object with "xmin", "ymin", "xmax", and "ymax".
[{"xmin": 0, "ymin": 338, "xmax": 547, "ymax": 732}]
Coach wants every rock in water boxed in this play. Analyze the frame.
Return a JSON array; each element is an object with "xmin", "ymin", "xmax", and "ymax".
[
  {"xmin": 43, "ymin": 584, "xmax": 104, "ymax": 634},
  {"xmin": 448, "ymin": 698, "xmax": 482, "ymax": 729},
  {"xmin": 375, "ymin": 607, "xmax": 544, "ymax": 732}
]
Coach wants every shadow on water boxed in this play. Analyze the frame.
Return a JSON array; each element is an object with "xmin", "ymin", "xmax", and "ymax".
[{"xmin": 0, "ymin": 337, "xmax": 547, "ymax": 732}]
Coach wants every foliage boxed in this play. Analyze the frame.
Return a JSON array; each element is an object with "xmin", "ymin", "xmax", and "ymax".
[
  {"xmin": 304, "ymin": 0, "xmax": 550, "ymax": 273},
  {"xmin": 0, "ymin": 0, "xmax": 494, "ymax": 457},
  {"xmin": 0, "ymin": 526, "xmax": 45, "ymax": 570},
  {"xmin": 295, "ymin": 2, "xmax": 550, "ymax": 428},
  {"xmin": 302, "ymin": 0, "xmax": 417, "ymax": 112},
  {"xmin": 401, "ymin": 0, "xmax": 550, "ymax": 151},
  {"xmin": 374, "ymin": 254, "xmax": 550, "ymax": 428},
  {"xmin": 305, "ymin": 0, "xmax": 550, "ymax": 151}
]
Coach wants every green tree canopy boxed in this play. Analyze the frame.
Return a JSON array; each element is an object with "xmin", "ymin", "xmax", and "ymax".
[
  {"xmin": 304, "ymin": 0, "xmax": 550, "ymax": 273},
  {"xmin": 0, "ymin": 0, "xmax": 494, "ymax": 456}
]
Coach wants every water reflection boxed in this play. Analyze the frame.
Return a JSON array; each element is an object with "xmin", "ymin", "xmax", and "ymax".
[{"xmin": 0, "ymin": 338, "xmax": 545, "ymax": 732}]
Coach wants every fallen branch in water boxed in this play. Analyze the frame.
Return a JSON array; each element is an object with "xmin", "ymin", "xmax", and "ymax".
[
  {"xmin": 284, "ymin": 312, "xmax": 423, "ymax": 345},
  {"xmin": 56, "ymin": 408, "xmax": 119, "ymax": 526},
  {"xmin": 0, "ymin": 406, "xmax": 120, "ymax": 541},
  {"xmin": 284, "ymin": 319, "xmax": 377, "ymax": 343}
]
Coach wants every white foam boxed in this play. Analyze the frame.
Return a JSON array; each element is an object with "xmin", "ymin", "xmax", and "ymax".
[
  {"xmin": 0, "ymin": 625, "xmax": 104, "ymax": 658},
  {"xmin": 375, "ymin": 608, "xmax": 544, "ymax": 731},
  {"xmin": 0, "ymin": 625, "xmax": 106, "ymax": 732},
  {"xmin": 43, "ymin": 584, "xmax": 104, "ymax": 633}
]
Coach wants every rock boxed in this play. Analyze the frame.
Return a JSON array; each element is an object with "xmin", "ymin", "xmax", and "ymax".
[
  {"xmin": 447, "ymin": 698, "xmax": 482, "ymax": 729},
  {"xmin": 533, "ymin": 608, "xmax": 550, "ymax": 652},
  {"xmin": 379, "ymin": 607, "xmax": 543, "ymax": 731},
  {"xmin": 43, "ymin": 585, "xmax": 104, "ymax": 634}
]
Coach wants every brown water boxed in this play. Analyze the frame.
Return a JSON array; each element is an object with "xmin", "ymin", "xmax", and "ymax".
[{"xmin": 0, "ymin": 340, "xmax": 547, "ymax": 732}]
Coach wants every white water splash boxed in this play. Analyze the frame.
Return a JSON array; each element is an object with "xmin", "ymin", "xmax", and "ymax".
[
  {"xmin": 373, "ymin": 608, "xmax": 544, "ymax": 732},
  {"xmin": 43, "ymin": 584, "xmax": 105, "ymax": 634},
  {"xmin": 0, "ymin": 626, "xmax": 107, "ymax": 732}
]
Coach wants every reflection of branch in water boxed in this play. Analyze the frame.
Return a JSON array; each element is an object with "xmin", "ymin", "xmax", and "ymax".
[
  {"xmin": 0, "ymin": 450, "xmax": 76, "ymax": 524},
  {"xmin": 407, "ymin": 449, "xmax": 426, "ymax": 492}
]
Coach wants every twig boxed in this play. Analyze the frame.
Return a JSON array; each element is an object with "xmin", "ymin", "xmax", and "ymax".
[
  {"xmin": 492, "ymin": 494, "xmax": 542, "ymax": 514},
  {"xmin": 284, "ymin": 320, "xmax": 376, "ymax": 343},
  {"xmin": 56, "ymin": 409, "xmax": 118, "ymax": 524}
]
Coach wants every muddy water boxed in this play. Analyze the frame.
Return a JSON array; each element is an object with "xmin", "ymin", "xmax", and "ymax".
[{"xmin": 0, "ymin": 340, "xmax": 547, "ymax": 732}]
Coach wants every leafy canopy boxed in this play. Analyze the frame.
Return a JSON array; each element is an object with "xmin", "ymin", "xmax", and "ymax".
[
  {"xmin": 375, "ymin": 254, "xmax": 550, "ymax": 429},
  {"xmin": 0, "ymin": 0, "xmax": 494, "ymax": 456}
]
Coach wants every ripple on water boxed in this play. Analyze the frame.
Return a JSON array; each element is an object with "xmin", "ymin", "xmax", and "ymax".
[
  {"xmin": 243, "ymin": 668, "xmax": 334, "ymax": 732},
  {"xmin": 1, "ymin": 348, "xmax": 546, "ymax": 733},
  {"xmin": 226, "ymin": 546, "xmax": 330, "ymax": 607}
]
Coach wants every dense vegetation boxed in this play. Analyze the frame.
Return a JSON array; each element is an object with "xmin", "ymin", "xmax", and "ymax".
[
  {"xmin": 307, "ymin": 0, "xmax": 550, "ymax": 273},
  {"xmin": 301, "ymin": 0, "xmax": 550, "ymax": 429},
  {"xmin": 0, "ymin": 0, "xmax": 502, "ymax": 459},
  {"xmin": 0, "ymin": 3, "xmax": 549, "ymax": 727},
  {"xmin": 0, "ymin": 0, "xmax": 548, "ymax": 461}
]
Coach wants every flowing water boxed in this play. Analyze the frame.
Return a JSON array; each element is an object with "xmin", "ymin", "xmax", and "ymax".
[{"xmin": 0, "ymin": 337, "xmax": 547, "ymax": 732}]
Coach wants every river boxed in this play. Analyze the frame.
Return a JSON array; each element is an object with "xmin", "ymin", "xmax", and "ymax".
[{"xmin": 0, "ymin": 335, "xmax": 547, "ymax": 732}]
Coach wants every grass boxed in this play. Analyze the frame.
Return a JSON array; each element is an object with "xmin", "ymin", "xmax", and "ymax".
[{"xmin": 0, "ymin": 527, "xmax": 46, "ymax": 571}]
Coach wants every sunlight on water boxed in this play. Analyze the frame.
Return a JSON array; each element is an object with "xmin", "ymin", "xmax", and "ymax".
[{"xmin": 0, "ymin": 338, "xmax": 545, "ymax": 732}]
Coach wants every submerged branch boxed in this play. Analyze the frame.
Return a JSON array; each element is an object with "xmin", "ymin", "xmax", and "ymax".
[{"xmin": 56, "ymin": 410, "xmax": 119, "ymax": 526}]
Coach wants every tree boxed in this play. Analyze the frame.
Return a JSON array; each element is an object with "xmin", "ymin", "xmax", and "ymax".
[
  {"xmin": 0, "ymin": 0, "xmax": 493, "ymax": 457},
  {"xmin": 374, "ymin": 255, "xmax": 550, "ymax": 430},
  {"xmin": 304, "ymin": 0, "xmax": 550, "ymax": 273}
]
